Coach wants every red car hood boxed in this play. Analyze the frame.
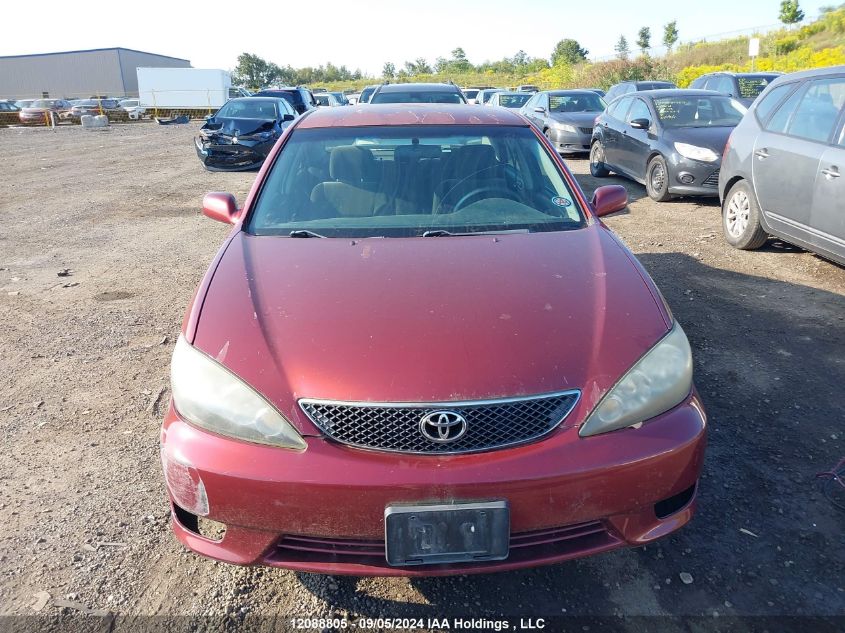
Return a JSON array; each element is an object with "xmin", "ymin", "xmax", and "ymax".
[{"xmin": 192, "ymin": 226, "xmax": 669, "ymax": 434}]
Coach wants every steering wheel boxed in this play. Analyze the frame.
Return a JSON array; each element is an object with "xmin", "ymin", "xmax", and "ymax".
[{"xmin": 452, "ymin": 186, "xmax": 521, "ymax": 212}]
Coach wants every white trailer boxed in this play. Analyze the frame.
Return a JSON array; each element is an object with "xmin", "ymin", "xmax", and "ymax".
[{"xmin": 137, "ymin": 68, "xmax": 246, "ymax": 114}]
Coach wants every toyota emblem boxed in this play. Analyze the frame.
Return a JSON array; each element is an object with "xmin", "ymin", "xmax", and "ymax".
[{"xmin": 419, "ymin": 410, "xmax": 467, "ymax": 443}]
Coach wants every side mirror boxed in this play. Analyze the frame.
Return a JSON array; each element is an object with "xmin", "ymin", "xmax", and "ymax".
[
  {"xmin": 202, "ymin": 192, "xmax": 240, "ymax": 224},
  {"xmin": 591, "ymin": 185, "xmax": 628, "ymax": 217},
  {"xmin": 630, "ymin": 118, "xmax": 650, "ymax": 130},
  {"xmin": 282, "ymin": 113, "xmax": 295, "ymax": 121},
  {"xmin": 204, "ymin": 114, "xmax": 213, "ymax": 121},
  {"xmin": 533, "ymin": 106, "xmax": 546, "ymax": 113}
]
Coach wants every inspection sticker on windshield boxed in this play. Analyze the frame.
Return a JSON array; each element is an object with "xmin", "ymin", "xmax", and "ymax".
[{"xmin": 552, "ymin": 196, "xmax": 571, "ymax": 207}]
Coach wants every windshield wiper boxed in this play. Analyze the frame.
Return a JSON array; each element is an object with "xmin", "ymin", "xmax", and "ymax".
[
  {"xmin": 289, "ymin": 230, "xmax": 327, "ymax": 238},
  {"xmin": 421, "ymin": 229, "xmax": 529, "ymax": 237}
]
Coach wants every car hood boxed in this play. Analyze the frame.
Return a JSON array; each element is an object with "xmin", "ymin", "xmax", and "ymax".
[
  {"xmin": 550, "ymin": 112, "xmax": 600, "ymax": 127},
  {"xmin": 664, "ymin": 125, "xmax": 734, "ymax": 154},
  {"xmin": 201, "ymin": 117, "xmax": 277, "ymax": 137},
  {"xmin": 192, "ymin": 226, "xmax": 669, "ymax": 434}
]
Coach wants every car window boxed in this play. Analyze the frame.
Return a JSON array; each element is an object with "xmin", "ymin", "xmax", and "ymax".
[
  {"xmin": 370, "ymin": 91, "xmax": 463, "ymax": 104},
  {"xmin": 216, "ymin": 100, "xmax": 278, "ymax": 119},
  {"xmin": 786, "ymin": 77, "xmax": 845, "ymax": 143},
  {"xmin": 607, "ymin": 96, "xmax": 632, "ymax": 120},
  {"xmin": 755, "ymin": 83, "xmax": 797, "ymax": 123},
  {"xmin": 626, "ymin": 98, "xmax": 651, "ymax": 124},
  {"xmin": 315, "ymin": 95, "xmax": 330, "ymax": 106},
  {"xmin": 764, "ymin": 85, "xmax": 806, "ymax": 134},
  {"xmin": 499, "ymin": 94, "xmax": 530, "ymax": 108},
  {"xmin": 737, "ymin": 75, "xmax": 777, "ymax": 99},
  {"xmin": 653, "ymin": 96, "xmax": 744, "ymax": 128},
  {"xmin": 549, "ymin": 93, "xmax": 605, "ymax": 113},
  {"xmin": 248, "ymin": 125, "xmax": 586, "ymax": 238},
  {"xmin": 691, "ymin": 76, "xmax": 707, "ymax": 89},
  {"xmin": 712, "ymin": 76, "xmax": 735, "ymax": 95}
]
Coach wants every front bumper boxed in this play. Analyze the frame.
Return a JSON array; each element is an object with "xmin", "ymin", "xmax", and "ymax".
[
  {"xmin": 666, "ymin": 155, "xmax": 721, "ymax": 197},
  {"xmin": 547, "ymin": 127, "xmax": 593, "ymax": 154},
  {"xmin": 161, "ymin": 393, "xmax": 706, "ymax": 576},
  {"xmin": 194, "ymin": 136, "xmax": 271, "ymax": 172}
]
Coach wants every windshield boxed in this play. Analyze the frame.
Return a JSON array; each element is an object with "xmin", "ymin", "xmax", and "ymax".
[
  {"xmin": 654, "ymin": 96, "xmax": 745, "ymax": 128},
  {"xmin": 248, "ymin": 125, "xmax": 585, "ymax": 238},
  {"xmin": 370, "ymin": 91, "xmax": 463, "ymax": 104},
  {"xmin": 360, "ymin": 87, "xmax": 376, "ymax": 103},
  {"xmin": 737, "ymin": 75, "xmax": 776, "ymax": 99},
  {"xmin": 464, "ymin": 90, "xmax": 479, "ymax": 99},
  {"xmin": 216, "ymin": 100, "xmax": 278, "ymax": 119},
  {"xmin": 498, "ymin": 94, "xmax": 531, "ymax": 108},
  {"xmin": 549, "ymin": 93, "xmax": 606, "ymax": 113},
  {"xmin": 32, "ymin": 100, "xmax": 58, "ymax": 108}
]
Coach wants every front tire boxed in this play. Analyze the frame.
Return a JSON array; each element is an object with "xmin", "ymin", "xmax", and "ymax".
[
  {"xmin": 645, "ymin": 155, "xmax": 672, "ymax": 202},
  {"xmin": 723, "ymin": 180, "xmax": 768, "ymax": 250},
  {"xmin": 590, "ymin": 141, "xmax": 610, "ymax": 177}
]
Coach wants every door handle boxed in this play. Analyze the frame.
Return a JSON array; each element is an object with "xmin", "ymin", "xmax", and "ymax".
[
  {"xmin": 821, "ymin": 166, "xmax": 841, "ymax": 179},
  {"xmin": 754, "ymin": 148, "xmax": 769, "ymax": 159}
]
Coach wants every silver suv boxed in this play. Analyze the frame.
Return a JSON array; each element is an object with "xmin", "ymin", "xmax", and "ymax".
[{"xmin": 719, "ymin": 66, "xmax": 845, "ymax": 266}]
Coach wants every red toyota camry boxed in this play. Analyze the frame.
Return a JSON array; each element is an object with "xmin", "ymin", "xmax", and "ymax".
[{"xmin": 161, "ymin": 104, "xmax": 706, "ymax": 576}]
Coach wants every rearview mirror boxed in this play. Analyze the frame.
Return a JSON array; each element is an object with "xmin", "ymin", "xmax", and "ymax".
[
  {"xmin": 630, "ymin": 118, "xmax": 650, "ymax": 130},
  {"xmin": 591, "ymin": 185, "xmax": 628, "ymax": 217},
  {"xmin": 202, "ymin": 192, "xmax": 240, "ymax": 224}
]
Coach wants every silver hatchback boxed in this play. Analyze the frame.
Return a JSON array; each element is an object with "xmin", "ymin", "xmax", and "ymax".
[{"xmin": 719, "ymin": 66, "xmax": 845, "ymax": 266}]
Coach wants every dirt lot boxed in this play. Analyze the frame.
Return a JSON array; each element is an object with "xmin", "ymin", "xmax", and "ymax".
[{"xmin": 0, "ymin": 121, "xmax": 843, "ymax": 631}]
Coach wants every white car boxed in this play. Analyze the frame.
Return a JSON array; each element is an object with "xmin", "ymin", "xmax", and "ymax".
[
  {"xmin": 314, "ymin": 93, "xmax": 341, "ymax": 107},
  {"xmin": 462, "ymin": 88, "xmax": 480, "ymax": 104},
  {"xmin": 118, "ymin": 99, "xmax": 146, "ymax": 120}
]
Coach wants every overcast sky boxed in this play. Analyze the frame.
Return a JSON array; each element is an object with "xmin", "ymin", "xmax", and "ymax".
[{"xmin": 1, "ymin": 0, "xmax": 827, "ymax": 75}]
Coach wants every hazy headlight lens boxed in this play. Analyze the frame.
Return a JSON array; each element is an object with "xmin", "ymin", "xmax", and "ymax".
[
  {"xmin": 555, "ymin": 122, "xmax": 577, "ymax": 133},
  {"xmin": 579, "ymin": 324, "xmax": 693, "ymax": 437},
  {"xmin": 170, "ymin": 335, "xmax": 306, "ymax": 449},
  {"xmin": 674, "ymin": 142, "xmax": 719, "ymax": 162}
]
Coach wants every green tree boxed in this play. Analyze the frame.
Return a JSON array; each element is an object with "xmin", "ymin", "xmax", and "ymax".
[
  {"xmin": 382, "ymin": 62, "xmax": 396, "ymax": 79},
  {"xmin": 232, "ymin": 53, "xmax": 283, "ymax": 90},
  {"xmin": 779, "ymin": 0, "xmax": 805, "ymax": 25},
  {"xmin": 663, "ymin": 20, "xmax": 679, "ymax": 52},
  {"xmin": 551, "ymin": 39, "xmax": 589, "ymax": 66},
  {"xmin": 450, "ymin": 47, "xmax": 473, "ymax": 72},
  {"xmin": 636, "ymin": 27, "xmax": 652, "ymax": 55},
  {"xmin": 614, "ymin": 35, "xmax": 630, "ymax": 60}
]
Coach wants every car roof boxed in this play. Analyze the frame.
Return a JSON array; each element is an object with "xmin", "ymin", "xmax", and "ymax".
[
  {"xmin": 296, "ymin": 104, "xmax": 529, "ymax": 129},
  {"xmin": 767, "ymin": 65, "xmax": 845, "ymax": 83},
  {"xmin": 377, "ymin": 83, "xmax": 460, "ymax": 93},
  {"xmin": 229, "ymin": 97, "xmax": 283, "ymax": 103}
]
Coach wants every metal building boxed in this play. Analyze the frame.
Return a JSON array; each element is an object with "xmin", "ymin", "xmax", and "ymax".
[{"xmin": 0, "ymin": 47, "xmax": 191, "ymax": 100}]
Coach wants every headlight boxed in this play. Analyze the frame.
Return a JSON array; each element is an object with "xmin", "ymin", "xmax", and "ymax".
[
  {"xmin": 170, "ymin": 335, "xmax": 306, "ymax": 450},
  {"xmin": 554, "ymin": 122, "xmax": 577, "ymax": 133},
  {"xmin": 674, "ymin": 142, "xmax": 719, "ymax": 162},
  {"xmin": 579, "ymin": 324, "xmax": 693, "ymax": 437}
]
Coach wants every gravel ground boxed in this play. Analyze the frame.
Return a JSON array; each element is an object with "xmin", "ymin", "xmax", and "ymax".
[{"xmin": 0, "ymin": 121, "xmax": 843, "ymax": 632}]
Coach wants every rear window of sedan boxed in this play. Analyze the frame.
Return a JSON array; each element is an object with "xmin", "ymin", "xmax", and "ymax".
[{"xmin": 248, "ymin": 125, "xmax": 585, "ymax": 238}]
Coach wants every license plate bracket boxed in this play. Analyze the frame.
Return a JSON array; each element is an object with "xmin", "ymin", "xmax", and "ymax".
[{"xmin": 384, "ymin": 501, "xmax": 509, "ymax": 566}]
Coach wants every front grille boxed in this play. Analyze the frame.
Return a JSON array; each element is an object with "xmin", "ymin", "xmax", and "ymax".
[
  {"xmin": 578, "ymin": 127, "xmax": 593, "ymax": 135},
  {"xmin": 299, "ymin": 391, "xmax": 580, "ymax": 454},
  {"xmin": 703, "ymin": 169, "xmax": 720, "ymax": 187},
  {"xmin": 267, "ymin": 520, "xmax": 616, "ymax": 569}
]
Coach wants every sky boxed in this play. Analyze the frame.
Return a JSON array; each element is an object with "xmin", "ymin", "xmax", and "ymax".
[{"xmin": 0, "ymin": 0, "xmax": 830, "ymax": 75}]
